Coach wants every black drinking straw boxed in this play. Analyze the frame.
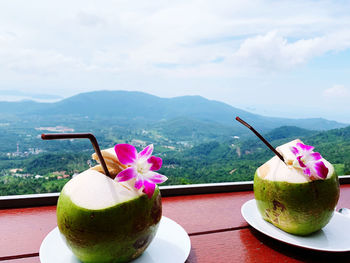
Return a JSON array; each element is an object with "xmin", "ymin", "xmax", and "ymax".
[
  {"xmin": 41, "ymin": 133, "xmax": 111, "ymax": 178},
  {"xmin": 235, "ymin": 116, "xmax": 285, "ymax": 163}
]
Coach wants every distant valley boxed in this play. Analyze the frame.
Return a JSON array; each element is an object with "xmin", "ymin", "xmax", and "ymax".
[{"xmin": 0, "ymin": 90, "xmax": 349, "ymax": 195}]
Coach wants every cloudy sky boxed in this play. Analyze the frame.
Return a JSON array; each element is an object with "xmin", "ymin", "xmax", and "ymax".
[{"xmin": 1, "ymin": 0, "xmax": 350, "ymax": 123}]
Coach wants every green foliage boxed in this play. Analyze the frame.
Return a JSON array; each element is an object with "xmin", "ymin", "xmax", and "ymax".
[
  {"xmin": 0, "ymin": 175, "xmax": 69, "ymax": 195},
  {"xmin": 24, "ymin": 152, "xmax": 90, "ymax": 174},
  {"xmin": 0, "ymin": 108, "xmax": 349, "ymax": 196},
  {"xmin": 264, "ymin": 126, "xmax": 316, "ymax": 141}
]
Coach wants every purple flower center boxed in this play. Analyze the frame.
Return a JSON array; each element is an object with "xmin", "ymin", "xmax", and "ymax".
[
  {"xmin": 290, "ymin": 142, "xmax": 328, "ymax": 180},
  {"xmin": 114, "ymin": 143, "xmax": 167, "ymax": 198}
]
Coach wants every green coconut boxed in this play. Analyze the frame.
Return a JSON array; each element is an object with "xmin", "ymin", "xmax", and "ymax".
[
  {"xmin": 254, "ymin": 140, "xmax": 340, "ymax": 236},
  {"xmin": 57, "ymin": 170, "xmax": 162, "ymax": 263}
]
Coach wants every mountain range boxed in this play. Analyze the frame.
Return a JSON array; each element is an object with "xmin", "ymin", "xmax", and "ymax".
[
  {"xmin": 1, "ymin": 90, "xmax": 350, "ymax": 195},
  {"xmin": 0, "ymin": 90, "xmax": 347, "ymax": 135}
]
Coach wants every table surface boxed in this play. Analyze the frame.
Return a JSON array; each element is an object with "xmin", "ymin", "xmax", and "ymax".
[{"xmin": 2, "ymin": 185, "xmax": 350, "ymax": 263}]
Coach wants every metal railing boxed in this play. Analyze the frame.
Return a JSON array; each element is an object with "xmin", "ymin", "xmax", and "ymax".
[{"xmin": 1, "ymin": 175, "xmax": 349, "ymax": 209}]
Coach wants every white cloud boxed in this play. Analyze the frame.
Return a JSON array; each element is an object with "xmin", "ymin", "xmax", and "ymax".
[
  {"xmin": 0, "ymin": 2, "xmax": 348, "ymax": 76},
  {"xmin": 0, "ymin": 45, "xmax": 85, "ymax": 76},
  {"xmin": 0, "ymin": 0, "xmax": 350, "ymax": 112},
  {"xmin": 228, "ymin": 30, "xmax": 350, "ymax": 72},
  {"xmin": 77, "ymin": 12, "xmax": 105, "ymax": 27},
  {"xmin": 323, "ymin": 85, "xmax": 350, "ymax": 98},
  {"xmin": 1, "ymin": 0, "xmax": 350, "ymax": 78}
]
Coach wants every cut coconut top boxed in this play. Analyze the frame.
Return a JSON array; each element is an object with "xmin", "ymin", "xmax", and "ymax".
[
  {"xmin": 90, "ymin": 147, "xmax": 127, "ymax": 178},
  {"xmin": 276, "ymin": 139, "xmax": 302, "ymax": 166},
  {"xmin": 257, "ymin": 139, "xmax": 334, "ymax": 183},
  {"xmin": 62, "ymin": 169, "xmax": 143, "ymax": 210}
]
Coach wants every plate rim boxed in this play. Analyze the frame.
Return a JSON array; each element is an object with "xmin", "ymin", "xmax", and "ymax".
[
  {"xmin": 39, "ymin": 215, "xmax": 191, "ymax": 262},
  {"xmin": 241, "ymin": 199, "xmax": 350, "ymax": 253}
]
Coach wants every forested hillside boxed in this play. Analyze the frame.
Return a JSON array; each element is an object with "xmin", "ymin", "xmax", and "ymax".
[
  {"xmin": 1, "ymin": 91, "xmax": 349, "ymax": 195},
  {"xmin": 1, "ymin": 124, "xmax": 349, "ymax": 195}
]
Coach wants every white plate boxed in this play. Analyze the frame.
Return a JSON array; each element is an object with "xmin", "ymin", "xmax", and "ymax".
[
  {"xmin": 241, "ymin": 199, "xmax": 350, "ymax": 252},
  {"xmin": 40, "ymin": 216, "xmax": 191, "ymax": 263}
]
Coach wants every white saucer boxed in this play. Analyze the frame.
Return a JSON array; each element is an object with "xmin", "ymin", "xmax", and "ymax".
[
  {"xmin": 40, "ymin": 216, "xmax": 191, "ymax": 263},
  {"xmin": 241, "ymin": 199, "xmax": 350, "ymax": 252}
]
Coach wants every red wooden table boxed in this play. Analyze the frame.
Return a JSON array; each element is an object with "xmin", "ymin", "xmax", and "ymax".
[{"xmin": 2, "ymin": 185, "xmax": 350, "ymax": 263}]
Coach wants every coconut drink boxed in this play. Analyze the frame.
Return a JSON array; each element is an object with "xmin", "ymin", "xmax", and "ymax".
[
  {"xmin": 43, "ymin": 134, "xmax": 167, "ymax": 263},
  {"xmin": 235, "ymin": 117, "xmax": 340, "ymax": 236},
  {"xmin": 254, "ymin": 139, "xmax": 339, "ymax": 235}
]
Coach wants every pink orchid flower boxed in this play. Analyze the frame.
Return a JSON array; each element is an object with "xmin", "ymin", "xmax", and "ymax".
[
  {"xmin": 114, "ymin": 144, "xmax": 167, "ymax": 198},
  {"xmin": 290, "ymin": 142, "xmax": 328, "ymax": 180}
]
